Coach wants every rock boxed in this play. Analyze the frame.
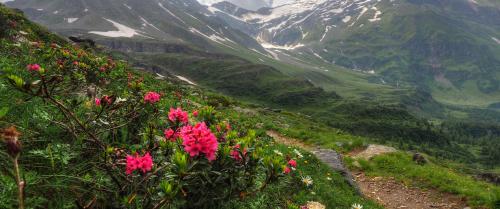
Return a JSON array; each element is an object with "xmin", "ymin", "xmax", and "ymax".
[{"xmin": 413, "ymin": 153, "xmax": 428, "ymax": 165}]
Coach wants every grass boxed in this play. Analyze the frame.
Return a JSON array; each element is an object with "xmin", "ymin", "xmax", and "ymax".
[
  {"xmin": 347, "ymin": 152, "xmax": 500, "ymax": 208},
  {"xmin": 221, "ymin": 142, "xmax": 383, "ymax": 209},
  {"xmin": 0, "ymin": 4, "xmax": 384, "ymax": 208}
]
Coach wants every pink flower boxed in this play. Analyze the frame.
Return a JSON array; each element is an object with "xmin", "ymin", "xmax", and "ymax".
[
  {"xmin": 144, "ymin": 91, "xmax": 161, "ymax": 104},
  {"xmin": 102, "ymin": 95, "xmax": 112, "ymax": 105},
  {"xmin": 164, "ymin": 128, "xmax": 178, "ymax": 141},
  {"xmin": 284, "ymin": 166, "xmax": 291, "ymax": 174},
  {"xmin": 288, "ymin": 159, "xmax": 297, "ymax": 168},
  {"xmin": 27, "ymin": 64, "xmax": 41, "ymax": 72},
  {"xmin": 180, "ymin": 122, "xmax": 218, "ymax": 161},
  {"xmin": 193, "ymin": 111, "xmax": 199, "ymax": 117},
  {"xmin": 230, "ymin": 144, "xmax": 247, "ymax": 162},
  {"xmin": 126, "ymin": 152, "xmax": 153, "ymax": 175},
  {"xmin": 95, "ymin": 98, "xmax": 101, "ymax": 106},
  {"xmin": 168, "ymin": 107, "xmax": 189, "ymax": 124}
]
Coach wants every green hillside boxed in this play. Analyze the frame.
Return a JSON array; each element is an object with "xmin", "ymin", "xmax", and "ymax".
[{"xmin": 0, "ymin": 5, "xmax": 382, "ymax": 208}]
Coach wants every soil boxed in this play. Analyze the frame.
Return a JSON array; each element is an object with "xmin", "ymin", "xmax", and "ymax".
[
  {"xmin": 266, "ymin": 130, "xmax": 472, "ymax": 209},
  {"xmin": 355, "ymin": 173, "xmax": 469, "ymax": 209}
]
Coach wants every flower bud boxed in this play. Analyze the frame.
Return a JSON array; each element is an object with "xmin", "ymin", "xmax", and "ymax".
[{"xmin": 0, "ymin": 126, "xmax": 22, "ymax": 157}]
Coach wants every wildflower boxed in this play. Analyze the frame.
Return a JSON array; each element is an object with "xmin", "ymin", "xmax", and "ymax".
[
  {"xmin": 102, "ymin": 95, "xmax": 112, "ymax": 105},
  {"xmin": 273, "ymin": 150, "xmax": 283, "ymax": 156},
  {"xmin": 193, "ymin": 110, "xmax": 198, "ymax": 117},
  {"xmin": 294, "ymin": 149, "xmax": 304, "ymax": 158},
  {"xmin": 94, "ymin": 98, "xmax": 101, "ymax": 106},
  {"xmin": 300, "ymin": 206, "xmax": 309, "ymax": 209},
  {"xmin": 116, "ymin": 97, "xmax": 127, "ymax": 103},
  {"xmin": 164, "ymin": 128, "xmax": 178, "ymax": 142},
  {"xmin": 284, "ymin": 166, "xmax": 291, "ymax": 174},
  {"xmin": 180, "ymin": 123, "xmax": 218, "ymax": 161},
  {"xmin": 351, "ymin": 203, "xmax": 363, "ymax": 209},
  {"xmin": 226, "ymin": 122, "xmax": 231, "ymax": 131},
  {"xmin": 326, "ymin": 177, "xmax": 332, "ymax": 181},
  {"xmin": 73, "ymin": 61, "xmax": 79, "ymax": 66},
  {"xmin": 230, "ymin": 144, "xmax": 247, "ymax": 162},
  {"xmin": 168, "ymin": 107, "xmax": 189, "ymax": 124},
  {"xmin": 144, "ymin": 91, "xmax": 161, "ymax": 104},
  {"xmin": 301, "ymin": 176, "xmax": 313, "ymax": 186},
  {"xmin": 0, "ymin": 126, "xmax": 22, "ymax": 157},
  {"xmin": 288, "ymin": 159, "xmax": 297, "ymax": 168},
  {"xmin": 26, "ymin": 64, "xmax": 41, "ymax": 72},
  {"xmin": 126, "ymin": 152, "xmax": 154, "ymax": 175}
]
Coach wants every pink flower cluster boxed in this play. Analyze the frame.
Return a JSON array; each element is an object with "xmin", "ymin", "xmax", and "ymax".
[
  {"xmin": 95, "ymin": 96, "xmax": 112, "ymax": 106},
  {"xmin": 168, "ymin": 107, "xmax": 189, "ymax": 124},
  {"xmin": 180, "ymin": 122, "xmax": 218, "ymax": 161},
  {"xmin": 164, "ymin": 128, "xmax": 178, "ymax": 141},
  {"xmin": 26, "ymin": 64, "xmax": 41, "ymax": 72},
  {"xmin": 144, "ymin": 91, "xmax": 161, "ymax": 104},
  {"xmin": 284, "ymin": 159, "xmax": 297, "ymax": 174},
  {"xmin": 230, "ymin": 144, "xmax": 247, "ymax": 162},
  {"xmin": 126, "ymin": 152, "xmax": 153, "ymax": 175}
]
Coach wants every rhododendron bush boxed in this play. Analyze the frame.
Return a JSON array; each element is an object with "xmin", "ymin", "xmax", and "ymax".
[{"xmin": 0, "ymin": 15, "xmax": 294, "ymax": 208}]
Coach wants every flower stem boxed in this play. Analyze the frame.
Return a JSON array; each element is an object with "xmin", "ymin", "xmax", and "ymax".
[{"xmin": 13, "ymin": 155, "xmax": 24, "ymax": 209}]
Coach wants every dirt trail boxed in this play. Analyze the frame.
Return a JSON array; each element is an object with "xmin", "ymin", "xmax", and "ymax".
[
  {"xmin": 354, "ymin": 173, "xmax": 468, "ymax": 209},
  {"xmin": 266, "ymin": 130, "xmax": 470, "ymax": 209}
]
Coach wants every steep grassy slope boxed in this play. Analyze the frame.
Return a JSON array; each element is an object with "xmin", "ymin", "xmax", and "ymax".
[{"xmin": 0, "ymin": 4, "xmax": 381, "ymax": 208}]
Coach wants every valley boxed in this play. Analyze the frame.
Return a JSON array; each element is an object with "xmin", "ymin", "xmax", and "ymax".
[{"xmin": 0, "ymin": 0, "xmax": 499, "ymax": 208}]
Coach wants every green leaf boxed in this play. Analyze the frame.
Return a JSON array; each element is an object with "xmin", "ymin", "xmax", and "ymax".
[
  {"xmin": 0, "ymin": 107, "xmax": 8, "ymax": 119},
  {"xmin": 7, "ymin": 74, "xmax": 24, "ymax": 88}
]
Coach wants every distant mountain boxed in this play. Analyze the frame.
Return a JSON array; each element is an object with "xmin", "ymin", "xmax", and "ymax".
[
  {"xmin": 197, "ymin": 0, "xmax": 297, "ymax": 11},
  {"xmin": 208, "ymin": 0, "xmax": 500, "ymax": 109},
  {"xmin": 5, "ymin": 0, "xmax": 265, "ymax": 52},
  {"xmin": 5, "ymin": 0, "xmax": 500, "ymax": 116}
]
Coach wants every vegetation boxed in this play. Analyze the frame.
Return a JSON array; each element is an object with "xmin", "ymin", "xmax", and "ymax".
[
  {"xmin": 347, "ymin": 152, "xmax": 500, "ymax": 208},
  {"xmin": 0, "ymin": 5, "xmax": 379, "ymax": 208}
]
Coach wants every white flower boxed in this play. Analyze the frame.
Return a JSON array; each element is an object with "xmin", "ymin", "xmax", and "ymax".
[
  {"xmin": 326, "ymin": 177, "xmax": 332, "ymax": 181},
  {"xmin": 293, "ymin": 149, "xmax": 304, "ymax": 158},
  {"xmin": 115, "ymin": 97, "xmax": 127, "ymax": 103},
  {"xmin": 301, "ymin": 176, "xmax": 313, "ymax": 186},
  {"xmin": 273, "ymin": 150, "xmax": 283, "ymax": 156},
  {"xmin": 351, "ymin": 203, "xmax": 363, "ymax": 209}
]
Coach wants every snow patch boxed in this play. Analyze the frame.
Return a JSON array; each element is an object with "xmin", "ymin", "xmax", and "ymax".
[
  {"xmin": 492, "ymin": 37, "xmax": 500, "ymax": 45},
  {"xmin": 176, "ymin": 76, "xmax": 197, "ymax": 85},
  {"xmin": 320, "ymin": 26, "xmax": 331, "ymax": 42},
  {"xmin": 368, "ymin": 7, "xmax": 382, "ymax": 22},
  {"xmin": 342, "ymin": 16, "xmax": 351, "ymax": 23},
  {"xmin": 158, "ymin": 2, "xmax": 186, "ymax": 24},
  {"xmin": 89, "ymin": 19, "xmax": 141, "ymax": 38},
  {"xmin": 66, "ymin": 18, "xmax": 79, "ymax": 23},
  {"xmin": 123, "ymin": 4, "xmax": 132, "ymax": 10},
  {"xmin": 139, "ymin": 16, "xmax": 162, "ymax": 32}
]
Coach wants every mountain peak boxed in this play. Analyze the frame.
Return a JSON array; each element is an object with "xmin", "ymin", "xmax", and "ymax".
[{"xmin": 197, "ymin": 0, "xmax": 299, "ymax": 11}]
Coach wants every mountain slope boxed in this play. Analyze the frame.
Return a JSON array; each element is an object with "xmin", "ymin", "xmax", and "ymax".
[
  {"xmin": 208, "ymin": 0, "xmax": 500, "ymax": 109},
  {"xmin": 6, "ymin": 0, "xmax": 265, "ymax": 52}
]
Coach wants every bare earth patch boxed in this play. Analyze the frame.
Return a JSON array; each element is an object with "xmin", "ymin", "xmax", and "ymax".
[
  {"xmin": 266, "ymin": 130, "xmax": 314, "ymax": 151},
  {"xmin": 267, "ymin": 131, "xmax": 471, "ymax": 209},
  {"xmin": 355, "ymin": 173, "xmax": 469, "ymax": 209},
  {"xmin": 352, "ymin": 144, "xmax": 397, "ymax": 160}
]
